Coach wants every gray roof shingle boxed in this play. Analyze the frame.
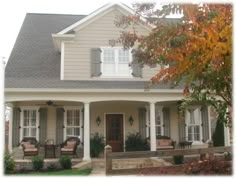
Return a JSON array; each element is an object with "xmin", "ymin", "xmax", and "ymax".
[{"xmin": 5, "ymin": 13, "xmax": 182, "ymax": 90}]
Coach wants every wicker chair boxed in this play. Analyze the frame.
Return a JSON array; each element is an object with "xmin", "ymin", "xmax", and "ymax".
[
  {"xmin": 60, "ymin": 137, "xmax": 80, "ymax": 157},
  {"xmin": 20, "ymin": 137, "xmax": 40, "ymax": 159}
]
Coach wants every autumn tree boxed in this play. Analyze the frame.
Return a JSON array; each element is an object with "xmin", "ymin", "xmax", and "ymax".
[{"xmin": 116, "ymin": 3, "xmax": 232, "ymax": 125}]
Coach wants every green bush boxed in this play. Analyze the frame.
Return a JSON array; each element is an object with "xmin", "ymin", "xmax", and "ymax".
[
  {"xmin": 59, "ymin": 156, "xmax": 72, "ymax": 169},
  {"xmin": 90, "ymin": 133, "xmax": 105, "ymax": 157},
  {"xmin": 173, "ymin": 155, "xmax": 184, "ymax": 164},
  {"xmin": 212, "ymin": 119, "xmax": 225, "ymax": 146},
  {"xmin": 4, "ymin": 152, "xmax": 16, "ymax": 174},
  {"xmin": 125, "ymin": 133, "xmax": 149, "ymax": 151},
  {"xmin": 32, "ymin": 156, "xmax": 44, "ymax": 171}
]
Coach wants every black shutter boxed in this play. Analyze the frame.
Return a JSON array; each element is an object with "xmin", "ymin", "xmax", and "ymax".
[
  {"xmin": 56, "ymin": 108, "xmax": 64, "ymax": 145},
  {"xmin": 91, "ymin": 48, "xmax": 102, "ymax": 77},
  {"xmin": 138, "ymin": 108, "xmax": 146, "ymax": 139},
  {"xmin": 131, "ymin": 49, "xmax": 142, "ymax": 77},
  {"xmin": 12, "ymin": 108, "xmax": 21, "ymax": 147},
  {"xmin": 39, "ymin": 108, "xmax": 47, "ymax": 144},
  {"xmin": 201, "ymin": 106, "xmax": 210, "ymax": 142},
  {"xmin": 163, "ymin": 108, "xmax": 170, "ymax": 137}
]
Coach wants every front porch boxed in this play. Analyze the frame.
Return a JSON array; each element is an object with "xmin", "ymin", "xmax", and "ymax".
[{"xmin": 5, "ymin": 93, "xmax": 226, "ymax": 160}]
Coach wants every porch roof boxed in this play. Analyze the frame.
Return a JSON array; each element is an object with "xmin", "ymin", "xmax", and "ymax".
[{"xmin": 5, "ymin": 77, "xmax": 183, "ymax": 89}]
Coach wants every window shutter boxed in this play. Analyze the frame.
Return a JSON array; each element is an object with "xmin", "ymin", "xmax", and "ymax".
[
  {"xmin": 163, "ymin": 108, "xmax": 170, "ymax": 137},
  {"xmin": 56, "ymin": 108, "xmax": 64, "ymax": 145},
  {"xmin": 138, "ymin": 108, "xmax": 146, "ymax": 139},
  {"xmin": 12, "ymin": 108, "xmax": 21, "ymax": 147},
  {"xmin": 178, "ymin": 115, "xmax": 186, "ymax": 142},
  {"xmin": 39, "ymin": 108, "xmax": 47, "ymax": 144},
  {"xmin": 201, "ymin": 106, "xmax": 210, "ymax": 142},
  {"xmin": 131, "ymin": 49, "xmax": 142, "ymax": 77},
  {"xmin": 91, "ymin": 48, "xmax": 102, "ymax": 77}
]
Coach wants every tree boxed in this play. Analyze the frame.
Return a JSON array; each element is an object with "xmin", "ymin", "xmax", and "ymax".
[{"xmin": 116, "ymin": 3, "xmax": 232, "ymax": 125}]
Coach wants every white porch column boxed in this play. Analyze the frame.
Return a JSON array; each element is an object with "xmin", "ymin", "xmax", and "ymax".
[
  {"xmin": 8, "ymin": 104, "xmax": 13, "ymax": 153},
  {"xmin": 150, "ymin": 102, "xmax": 156, "ymax": 151},
  {"xmin": 83, "ymin": 102, "xmax": 91, "ymax": 161},
  {"xmin": 224, "ymin": 125, "xmax": 230, "ymax": 146}
]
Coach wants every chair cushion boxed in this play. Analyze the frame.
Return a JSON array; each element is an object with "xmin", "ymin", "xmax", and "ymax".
[
  {"xmin": 21, "ymin": 142, "xmax": 30, "ymax": 146},
  {"xmin": 158, "ymin": 139, "xmax": 172, "ymax": 146},
  {"xmin": 25, "ymin": 144, "xmax": 35, "ymax": 149},
  {"xmin": 24, "ymin": 148, "xmax": 38, "ymax": 152},
  {"xmin": 157, "ymin": 145, "xmax": 174, "ymax": 149},
  {"xmin": 61, "ymin": 148, "xmax": 74, "ymax": 152},
  {"xmin": 66, "ymin": 141, "xmax": 76, "ymax": 148}
]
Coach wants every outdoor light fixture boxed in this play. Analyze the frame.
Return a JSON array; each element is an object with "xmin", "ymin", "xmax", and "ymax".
[
  {"xmin": 128, "ymin": 116, "xmax": 134, "ymax": 126},
  {"xmin": 96, "ymin": 116, "xmax": 101, "ymax": 126}
]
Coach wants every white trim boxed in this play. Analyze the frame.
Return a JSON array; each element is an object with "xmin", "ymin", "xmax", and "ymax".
[
  {"xmin": 207, "ymin": 106, "xmax": 212, "ymax": 140},
  {"xmin": 150, "ymin": 102, "xmax": 156, "ymax": 151},
  {"xmin": 60, "ymin": 42, "xmax": 64, "ymax": 80},
  {"xmin": 58, "ymin": 3, "xmax": 151, "ymax": 35},
  {"xmin": 83, "ymin": 102, "xmax": 91, "ymax": 161},
  {"xmin": 155, "ymin": 106, "xmax": 164, "ymax": 136},
  {"xmin": 5, "ymin": 88, "xmax": 183, "ymax": 93},
  {"xmin": 19, "ymin": 106, "xmax": 40, "ymax": 142},
  {"xmin": 104, "ymin": 113, "xmax": 125, "ymax": 152},
  {"xmin": 185, "ymin": 107, "xmax": 203, "ymax": 144},
  {"xmin": 100, "ymin": 47, "xmax": 133, "ymax": 78},
  {"xmin": 63, "ymin": 106, "xmax": 83, "ymax": 141}
]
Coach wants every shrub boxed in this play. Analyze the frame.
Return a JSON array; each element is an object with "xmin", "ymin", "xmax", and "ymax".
[
  {"xmin": 212, "ymin": 119, "xmax": 225, "ymax": 146},
  {"xmin": 4, "ymin": 152, "xmax": 16, "ymax": 174},
  {"xmin": 125, "ymin": 133, "xmax": 149, "ymax": 151},
  {"xmin": 184, "ymin": 158, "xmax": 232, "ymax": 175},
  {"xmin": 59, "ymin": 156, "xmax": 72, "ymax": 169},
  {"xmin": 224, "ymin": 152, "xmax": 232, "ymax": 161},
  {"xmin": 90, "ymin": 133, "xmax": 105, "ymax": 157},
  {"xmin": 173, "ymin": 155, "xmax": 184, "ymax": 164},
  {"xmin": 32, "ymin": 156, "xmax": 44, "ymax": 171}
]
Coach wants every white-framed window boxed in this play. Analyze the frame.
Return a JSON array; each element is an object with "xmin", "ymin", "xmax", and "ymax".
[
  {"xmin": 64, "ymin": 107, "xmax": 83, "ymax": 141},
  {"xmin": 20, "ymin": 107, "xmax": 40, "ymax": 141},
  {"xmin": 185, "ymin": 107, "xmax": 202, "ymax": 143},
  {"xmin": 155, "ymin": 108, "xmax": 163, "ymax": 136},
  {"xmin": 101, "ymin": 47, "xmax": 132, "ymax": 77},
  {"xmin": 146, "ymin": 107, "xmax": 164, "ymax": 137}
]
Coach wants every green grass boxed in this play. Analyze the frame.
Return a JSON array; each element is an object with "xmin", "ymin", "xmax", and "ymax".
[{"xmin": 12, "ymin": 169, "xmax": 92, "ymax": 176}]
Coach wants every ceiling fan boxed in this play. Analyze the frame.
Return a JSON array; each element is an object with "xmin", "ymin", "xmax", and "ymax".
[{"xmin": 36, "ymin": 100, "xmax": 62, "ymax": 107}]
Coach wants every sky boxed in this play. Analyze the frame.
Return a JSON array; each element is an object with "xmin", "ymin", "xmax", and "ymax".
[{"xmin": 1, "ymin": 0, "xmax": 230, "ymax": 63}]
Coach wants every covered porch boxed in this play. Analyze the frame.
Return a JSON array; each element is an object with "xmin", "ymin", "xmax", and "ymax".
[{"xmin": 5, "ymin": 89, "xmax": 227, "ymax": 161}]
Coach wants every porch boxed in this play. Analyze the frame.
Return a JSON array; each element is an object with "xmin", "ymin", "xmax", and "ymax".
[{"xmin": 5, "ymin": 96, "xmax": 225, "ymax": 160}]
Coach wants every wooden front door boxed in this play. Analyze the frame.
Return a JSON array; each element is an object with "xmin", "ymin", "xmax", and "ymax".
[{"xmin": 106, "ymin": 114, "xmax": 123, "ymax": 152}]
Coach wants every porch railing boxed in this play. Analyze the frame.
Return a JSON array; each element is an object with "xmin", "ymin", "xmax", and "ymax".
[{"xmin": 104, "ymin": 145, "xmax": 232, "ymax": 175}]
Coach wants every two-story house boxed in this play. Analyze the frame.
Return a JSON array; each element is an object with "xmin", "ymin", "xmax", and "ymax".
[{"xmin": 5, "ymin": 3, "xmax": 229, "ymax": 161}]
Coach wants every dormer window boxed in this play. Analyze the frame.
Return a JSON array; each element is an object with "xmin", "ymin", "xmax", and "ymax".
[
  {"xmin": 101, "ymin": 47, "xmax": 132, "ymax": 77},
  {"xmin": 91, "ymin": 47, "xmax": 142, "ymax": 78}
]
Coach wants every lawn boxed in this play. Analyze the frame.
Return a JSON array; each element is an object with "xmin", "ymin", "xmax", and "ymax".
[{"xmin": 12, "ymin": 169, "xmax": 92, "ymax": 176}]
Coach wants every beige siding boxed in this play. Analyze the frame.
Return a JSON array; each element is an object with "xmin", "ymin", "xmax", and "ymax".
[{"xmin": 63, "ymin": 8, "xmax": 161, "ymax": 80}]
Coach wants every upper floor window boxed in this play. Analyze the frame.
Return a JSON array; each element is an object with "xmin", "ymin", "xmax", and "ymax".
[{"xmin": 101, "ymin": 47, "xmax": 132, "ymax": 77}]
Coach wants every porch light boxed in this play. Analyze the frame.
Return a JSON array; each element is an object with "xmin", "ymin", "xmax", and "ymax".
[
  {"xmin": 129, "ymin": 116, "xmax": 134, "ymax": 126},
  {"xmin": 96, "ymin": 116, "xmax": 101, "ymax": 126}
]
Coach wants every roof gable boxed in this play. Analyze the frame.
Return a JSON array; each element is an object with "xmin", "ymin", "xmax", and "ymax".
[{"xmin": 58, "ymin": 2, "xmax": 151, "ymax": 35}]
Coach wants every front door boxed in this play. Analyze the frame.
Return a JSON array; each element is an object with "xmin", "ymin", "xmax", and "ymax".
[{"xmin": 106, "ymin": 114, "xmax": 123, "ymax": 152}]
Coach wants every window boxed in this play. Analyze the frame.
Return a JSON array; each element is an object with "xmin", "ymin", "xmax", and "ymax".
[
  {"xmin": 101, "ymin": 47, "xmax": 132, "ymax": 77},
  {"xmin": 64, "ymin": 108, "xmax": 82, "ymax": 140},
  {"xmin": 155, "ymin": 109, "xmax": 163, "ymax": 136},
  {"xmin": 20, "ymin": 107, "xmax": 39, "ymax": 141},
  {"xmin": 185, "ymin": 108, "xmax": 202, "ymax": 142}
]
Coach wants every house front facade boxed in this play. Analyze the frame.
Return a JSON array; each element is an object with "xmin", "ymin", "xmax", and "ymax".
[{"xmin": 5, "ymin": 3, "xmax": 230, "ymax": 161}]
